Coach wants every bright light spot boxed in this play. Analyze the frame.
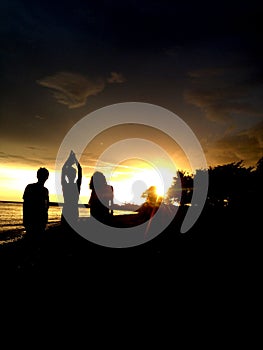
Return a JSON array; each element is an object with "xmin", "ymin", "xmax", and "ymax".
[
  {"xmin": 108, "ymin": 161, "xmax": 174, "ymax": 205},
  {"xmin": 0, "ymin": 167, "xmax": 37, "ymax": 201},
  {"xmin": 139, "ymin": 169, "xmax": 164, "ymax": 196},
  {"xmin": 0, "ymin": 166, "xmax": 89, "ymax": 204}
]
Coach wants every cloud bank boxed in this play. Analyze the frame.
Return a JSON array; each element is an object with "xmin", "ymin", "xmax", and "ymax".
[
  {"xmin": 206, "ymin": 121, "xmax": 263, "ymax": 166},
  {"xmin": 185, "ymin": 66, "xmax": 263, "ymax": 123},
  {"xmin": 37, "ymin": 71, "xmax": 125, "ymax": 108}
]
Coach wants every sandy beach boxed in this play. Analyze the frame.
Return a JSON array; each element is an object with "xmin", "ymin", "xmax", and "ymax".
[
  {"xmin": 0, "ymin": 208, "xmax": 182, "ymax": 273},
  {"xmin": 0, "ymin": 204, "xmax": 260, "ymax": 279}
]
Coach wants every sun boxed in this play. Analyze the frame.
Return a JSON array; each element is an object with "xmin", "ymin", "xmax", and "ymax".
[
  {"xmin": 154, "ymin": 185, "xmax": 164, "ymax": 198},
  {"xmin": 90, "ymin": 163, "xmax": 173, "ymax": 206},
  {"xmin": 111, "ymin": 167, "xmax": 173, "ymax": 204},
  {"xmin": 138, "ymin": 169, "xmax": 163, "ymax": 195}
]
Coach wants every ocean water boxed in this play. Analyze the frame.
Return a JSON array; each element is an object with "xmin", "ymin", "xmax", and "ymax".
[
  {"xmin": 0, "ymin": 201, "xmax": 135, "ymax": 244},
  {"xmin": 0, "ymin": 202, "xmax": 63, "ymax": 232},
  {"xmin": 0, "ymin": 202, "xmax": 90, "ymax": 244}
]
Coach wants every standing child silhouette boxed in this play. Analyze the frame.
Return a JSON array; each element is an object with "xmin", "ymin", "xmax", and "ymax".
[{"xmin": 23, "ymin": 167, "xmax": 49, "ymax": 240}]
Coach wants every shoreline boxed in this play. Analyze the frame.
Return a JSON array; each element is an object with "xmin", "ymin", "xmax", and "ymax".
[
  {"xmin": 0, "ymin": 210, "xmax": 183, "ymax": 273},
  {"xmin": 0, "ymin": 204, "xmax": 260, "ymax": 276},
  {"xmin": 0, "ymin": 221, "xmax": 61, "ymax": 246}
]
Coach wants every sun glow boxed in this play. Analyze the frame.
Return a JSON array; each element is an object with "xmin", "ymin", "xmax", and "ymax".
[
  {"xmin": 0, "ymin": 166, "xmax": 69, "ymax": 203},
  {"xmin": 1, "ymin": 159, "xmax": 175, "ymax": 206},
  {"xmin": 139, "ymin": 169, "xmax": 165, "ymax": 196},
  {"xmin": 107, "ymin": 159, "xmax": 175, "ymax": 205},
  {"xmin": 0, "ymin": 167, "xmax": 38, "ymax": 202}
]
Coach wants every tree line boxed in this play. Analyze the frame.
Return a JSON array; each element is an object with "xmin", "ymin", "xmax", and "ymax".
[{"xmin": 165, "ymin": 156, "xmax": 263, "ymax": 208}]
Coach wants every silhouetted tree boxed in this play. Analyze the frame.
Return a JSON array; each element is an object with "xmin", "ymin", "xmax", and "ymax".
[
  {"xmin": 138, "ymin": 186, "xmax": 163, "ymax": 219},
  {"xmin": 166, "ymin": 158, "xmax": 262, "ymax": 210},
  {"xmin": 207, "ymin": 161, "xmax": 254, "ymax": 208},
  {"xmin": 141, "ymin": 186, "xmax": 163, "ymax": 206},
  {"xmin": 255, "ymin": 157, "xmax": 263, "ymax": 175},
  {"xmin": 252, "ymin": 156, "xmax": 263, "ymax": 205},
  {"xmin": 166, "ymin": 171, "xmax": 193, "ymax": 205}
]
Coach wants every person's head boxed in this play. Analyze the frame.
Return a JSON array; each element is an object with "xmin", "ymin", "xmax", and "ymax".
[
  {"xmin": 90, "ymin": 171, "xmax": 107, "ymax": 190},
  {"xmin": 66, "ymin": 166, "xmax": 77, "ymax": 183},
  {"xmin": 37, "ymin": 167, "xmax": 49, "ymax": 184},
  {"xmin": 132, "ymin": 180, "xmax": 147, "ymax": 198}
]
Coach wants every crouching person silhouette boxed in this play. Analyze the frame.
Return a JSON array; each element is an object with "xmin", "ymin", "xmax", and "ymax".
[
  {"xmin": 23, "ymin": 167, "xmax": 49, "ymax": 241},
  {"xmin": 88, "ymin": 171, "xmax": 114, "ymax": 224}
]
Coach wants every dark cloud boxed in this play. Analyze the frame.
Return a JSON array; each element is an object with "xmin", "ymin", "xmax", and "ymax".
[
  {"xmin": 107, "ymin": 72, "xmax": 126, "ymax": 84},
  {"xmin": 26, "ymin": 146, "xmax": 44, "ymax": 150},
  {"xmin": 37, "ymin": 71, "xmax": 125, "ymax": 108},
  {"xmin": 184, "ymin": 65, "xmax": 263, "ymax": 123},
  {"xmin": 0, "ymin": 151, "xmax": 48, "ymax": 166},
  {"xmin": 35, "ymin": 115, "xmax": 45, "ymax": 120},
  {"xmin": 206, "ymin": 121, "xmax": 263, "ymax": 166},
  {"xmin": 37, "ymin": 72, "xmax": 105, "ymax": 109}
]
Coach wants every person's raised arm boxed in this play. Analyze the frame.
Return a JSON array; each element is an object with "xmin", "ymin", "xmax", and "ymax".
[
  {"xmin": 108, "ymin": 185, "xmax": 114, "ymax": 215},
  {"xmin": 61, "ymin": 150, "xmax": 74, "ymax": 186},
  {"xmin": 76, "ymin": 156, "xmax": 82, "ymax": 193}
]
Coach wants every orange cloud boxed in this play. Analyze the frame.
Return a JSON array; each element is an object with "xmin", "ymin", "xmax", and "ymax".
[{"xmin": 205, "ymin": 121, "xmax": 263, "ymax": 167}]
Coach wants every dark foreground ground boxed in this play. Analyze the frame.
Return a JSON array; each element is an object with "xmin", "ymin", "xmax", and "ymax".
[
  {"xmin": 0, "ymin": 204, "xmax": 260, "ymax": 349},
  {"xmin": 0, "ymin": 204, "xmax": 260, "ymax": 281}
]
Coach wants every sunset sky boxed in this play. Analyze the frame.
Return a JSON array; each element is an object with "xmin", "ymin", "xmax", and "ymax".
[{"xmin": 1, "ymin": 0, "xmax": 262, "ymax": 203}]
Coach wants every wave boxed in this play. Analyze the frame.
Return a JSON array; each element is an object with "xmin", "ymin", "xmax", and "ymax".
[{"xmin": 0, "ymin": 223, "xmax": 24, "ymax": 228}]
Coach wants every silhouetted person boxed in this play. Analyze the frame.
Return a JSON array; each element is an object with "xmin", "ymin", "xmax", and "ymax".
[
  {"xmin": 138, "ymin": 185, "xmax": 163, "ymax": 219},
  {"xmin": 130, "ymin": 180, "xmax": 147, "ymax": 205},
  {"xmin": 61, "ymin": 150, "xmax": 82, "ymax": 226},
  {"xmin": 145, "ymin": 186, "xmax": 162, "ymax": 207},
  {"xmin": 88, "ymin": 171, "xmax": 113, "ymax": 223},
  {"xmin": 23, "ymin": 167, "xmax": 49, "ymax": 240}
]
